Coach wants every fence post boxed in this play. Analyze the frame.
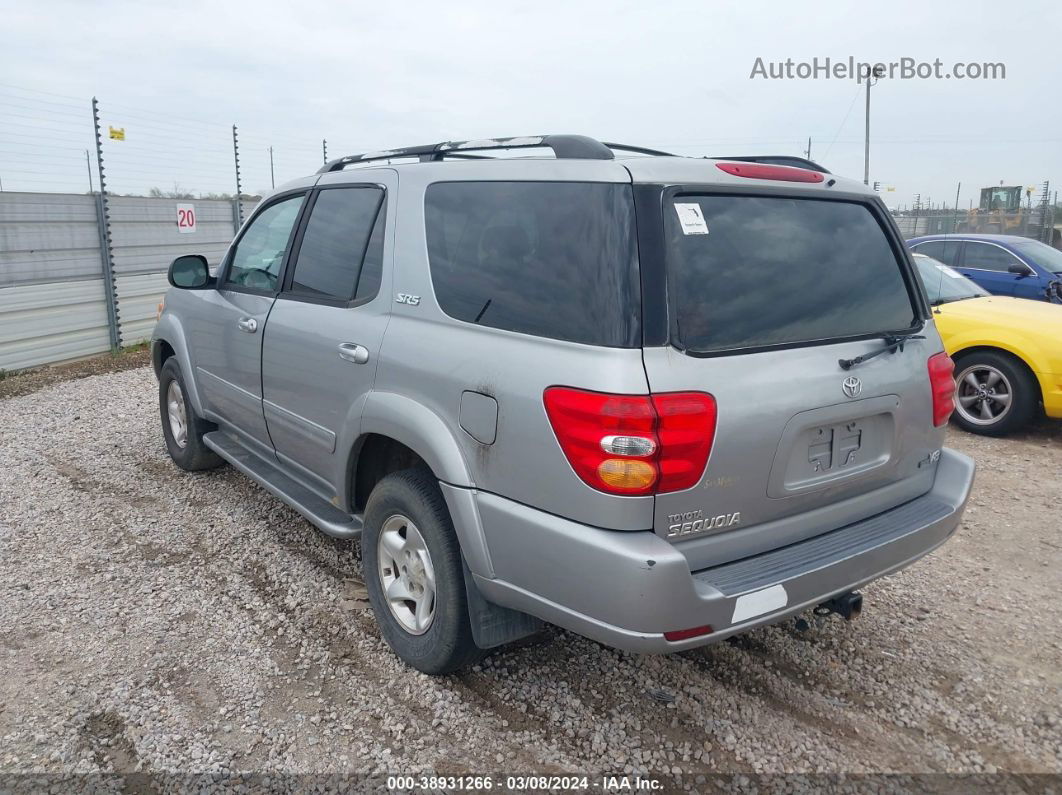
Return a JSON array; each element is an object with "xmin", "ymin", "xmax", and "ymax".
[
  {"xmin": 232, "ymin": 124, "xmax": 243, "ymax": 234},
  {"xmin": 91, "ymin": 97, "xmax": 121, "ymax": 351}
]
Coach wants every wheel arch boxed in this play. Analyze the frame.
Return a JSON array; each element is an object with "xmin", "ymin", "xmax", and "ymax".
[
  {"xmin": 950, "ymin": 344, "xmax": 1042, "ymax": 400},
  {"xmin": 151, "ymin": 313, "xmax": 206, "ymax": 416},
  {"xmin": 346, "ymin": 394, "xmax": 492, "ymax": 578}
]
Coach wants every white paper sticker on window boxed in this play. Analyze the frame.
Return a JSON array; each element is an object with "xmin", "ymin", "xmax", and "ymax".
[
  {"xmin": 674, "ymin": 203, "xmax": 709, "ymax": 235},
  {"xmin": 731, "ymin": 584, "xmax": 788, "ymax": 623}
]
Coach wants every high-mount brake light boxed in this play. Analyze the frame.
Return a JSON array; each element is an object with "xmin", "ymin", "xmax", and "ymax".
[
  {"xmin": 716, "ymin": 162, "xmax": 825, "ymax": 183},
  {"xmin": 543, "ymin": 387, "xmax": 717, "ymax": 496},
  {"xmin": 928, "ymin": 352, "xmax": 956, "ymax": 427}
]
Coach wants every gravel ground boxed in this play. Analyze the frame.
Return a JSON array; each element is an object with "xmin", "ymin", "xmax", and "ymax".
[{"xmin": 0, "ymin": 364, "xmax": 1059, "ymax": 788}]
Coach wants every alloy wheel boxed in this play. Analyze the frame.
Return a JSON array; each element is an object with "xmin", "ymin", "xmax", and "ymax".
[
  {"xmin": 955, "ymin": 364, "xmax": 1013, "ymax": 426},
  {"xmin": 377, "ymin": 514, "xmax": 437, "ymax": 635}
]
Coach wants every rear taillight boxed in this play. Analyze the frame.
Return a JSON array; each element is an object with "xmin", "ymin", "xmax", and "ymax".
[
  {"xmin": 543, "ymin": 387, "xmax": 717, "ymax": 496},
  {"xmin": 715, "ymin": 161, "xmax": 825, "ymax": 183},
  {"xmin": 928, "ymin": 352, "xmax": 956, "ymax": 426}
]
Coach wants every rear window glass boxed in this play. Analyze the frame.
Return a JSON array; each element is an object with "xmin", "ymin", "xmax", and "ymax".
[
  {"xmin": 424, "ymin": 182, "xmax": 640, "ymax": 347},
  {"xmin": 666, "ymin": 196, "xmax": 918, "ymax": 353}
]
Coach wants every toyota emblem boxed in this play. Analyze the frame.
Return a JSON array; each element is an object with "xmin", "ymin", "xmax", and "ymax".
[{"xmin": 842, "ymin": 376, "xmax": 862, "ymax": 398}]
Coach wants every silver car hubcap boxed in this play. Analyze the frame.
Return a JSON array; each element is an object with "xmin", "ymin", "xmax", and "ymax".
[
  {"xmin": 166, "ymin": 380, "xmax": 189, "ymax": 448},
  {"xmin": 955, "ymin": 365, "xmax": 1012, "ymax": 426},
  {"xmin": 377, "ymin": 514, "xmax": 436, "ymax": 635}
]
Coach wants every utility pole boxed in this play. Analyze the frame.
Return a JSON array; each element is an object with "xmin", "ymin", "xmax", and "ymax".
[
  {"xmin": 953, "ymin": 182, "xmax": 961, "ymax": 233},
  {"xmin": 863, "ymin": 65, "xmax": 885, "ymax": 185},
  {"xmin": 269, "ymin": 146, "xmax": 275, "ymax": 189},
  {"xmin": 322, "ymin": 139, "xmax": 328, "ymax": 165},
  {"xmin": 804, "ymin": 137, "xmax": 811, "ymax": 161}
]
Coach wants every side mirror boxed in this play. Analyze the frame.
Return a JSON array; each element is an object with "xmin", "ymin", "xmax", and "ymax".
[
  {"xmin": 168, "ymin": 254, "xmax": 213, "ymax": 289},
  {"xmin": 1007, "ymin": 262, "xmax": 1033, "ymax": 276}
]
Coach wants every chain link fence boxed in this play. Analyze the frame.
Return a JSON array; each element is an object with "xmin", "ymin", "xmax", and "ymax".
[{"xmin": 893, "ymin": 207, "xmax": 1059, "ymax": 245}]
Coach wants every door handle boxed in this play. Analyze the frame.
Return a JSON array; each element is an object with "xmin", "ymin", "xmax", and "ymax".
[
  {"xmin": 237, "ymin": 317, "xmax": 258, "ymax": 333},
  {"xmin": 338, "ymin": 342, "xmax": 370, "ymax": 364}
]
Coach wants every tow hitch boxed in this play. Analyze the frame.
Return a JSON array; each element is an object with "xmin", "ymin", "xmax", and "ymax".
[{"xmin": 815, "ymin": 591, "xmax": 863, "ymax": 621}]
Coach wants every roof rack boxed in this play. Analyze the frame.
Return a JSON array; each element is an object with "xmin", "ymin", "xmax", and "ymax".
[
  {"xmin": 317, "ymin": 135, "xmax": 830, "ymax": 174},
  {"xmin": 712, "ymin": 155, "xmax": 830, "ymax": 174},
  {"xmin": 319, "ymin": 135, "xmax": 620, "ymax": 173}
]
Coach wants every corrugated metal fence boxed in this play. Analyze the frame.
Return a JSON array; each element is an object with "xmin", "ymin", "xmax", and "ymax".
[{"xmin": 0, "ymin": 192, "xmax": 257, "ymax": 371}]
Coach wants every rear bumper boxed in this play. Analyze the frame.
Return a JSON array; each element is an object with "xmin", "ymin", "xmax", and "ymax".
[{"xmin": 473, "ymin": 448, "xmax": 975, "ymax": 654}]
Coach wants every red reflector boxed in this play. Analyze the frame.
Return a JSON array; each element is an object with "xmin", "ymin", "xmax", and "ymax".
[
  {"xmin": 716, "ymin": 161, "xmax": 825, "ymax": 183},
  {"xmin": 928, "ymin": 352, "xmax": 956, "ymax": 427},
  {"xmin": 664, "ymin": 625, "xmax": 713, "ymax": 642},
  {"xmin": 543, "ymin": 387, "xmax": 716, "ymax": 497}
]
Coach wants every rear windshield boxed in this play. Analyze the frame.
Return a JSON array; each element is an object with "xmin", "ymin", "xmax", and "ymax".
[
  {"xmin": 665, "ymin": 195, "xmax": 919, "ymax": 353},
  {"xmin": 425, "ymin": 181, "xmax": 640, "ymax": 347}
]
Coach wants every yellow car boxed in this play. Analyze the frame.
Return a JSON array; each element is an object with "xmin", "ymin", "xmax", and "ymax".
[{"xmin": 913, "ymin": 252, "xmax": 1062, "ymax": 435}]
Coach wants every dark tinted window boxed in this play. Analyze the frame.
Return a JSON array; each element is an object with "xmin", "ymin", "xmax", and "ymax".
[
  {"xmin": 425, "ymin": 182, "xmax": 639, "ymax": 347},
  {"xmin": 961, "ymin": 241, "xmax": 1021, "ymax": 272},
  {"xmin": 289, "ymin": 187, "xmax": 384, "ymax": 301},
  {"xmin": 225, "ymin": 194, "xmax": 305, "ymax": 292},
  {"xmin": 911, "ymin": 239, "xmax": 960, "ymax": 266},
  {"xmin": 666, "ymin": 196, "xmax": 918, "ymax": 352},
  {"xmin": 355, "ymin": 200, "xmax": 385, "ymax": 302}
]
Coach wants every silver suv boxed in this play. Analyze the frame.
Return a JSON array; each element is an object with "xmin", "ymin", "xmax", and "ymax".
[{"xmin": 152, "ymin": 135, "xmax": 975, "ymax": 674}]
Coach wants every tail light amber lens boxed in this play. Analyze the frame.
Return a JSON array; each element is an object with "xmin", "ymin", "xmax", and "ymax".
[
  {"xmin": 928, "ymin": 352, "xmax": 956, "ymax": 426},
  {"xmin": 543, "ymin": 387, "xmax": 717, "ymax": 496}
]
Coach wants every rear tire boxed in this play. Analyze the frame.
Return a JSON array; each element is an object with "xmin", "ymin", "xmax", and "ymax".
[
  {"xmin": 362, "ymin": 468, "xmax": 482, "ymax": 674},
  {"xmin": 158, "ymin": 357, "xmax": 224, "ymax": 471},
  {"xmin": 951, "ymin": 351, "xmax": 1038, "ymax": 436}
]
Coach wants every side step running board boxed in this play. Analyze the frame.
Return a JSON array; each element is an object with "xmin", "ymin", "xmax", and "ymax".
[{"xmin": 203, "ymin": 431, "xmax": 363, "ymax": 539}]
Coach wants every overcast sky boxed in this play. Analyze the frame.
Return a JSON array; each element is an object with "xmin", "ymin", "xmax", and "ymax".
[{"xmin": 2, "ymin": 0, "xmax": 1060, "ymax": 207}]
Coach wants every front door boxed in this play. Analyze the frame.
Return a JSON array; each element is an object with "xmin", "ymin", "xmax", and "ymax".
[
  {"xmin": 261, "ymin": 177, "xmax": 394, "ymax": 496},
  {"xmin": 191, "ymin": 192, "xmax": 307, "ymax": 452}
]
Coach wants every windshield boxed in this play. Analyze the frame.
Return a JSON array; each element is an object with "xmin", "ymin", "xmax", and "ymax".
[
  {"xmin": 912, "ymin": 253, "xmax": 989, "ymax": 304},
  {"xmin": 1011, "ymin": 239, "xmax": 1062, "ymax": 274},
  {"xmin": 665, "ymin": 195, "xmax": 919, "ymax": 353}
]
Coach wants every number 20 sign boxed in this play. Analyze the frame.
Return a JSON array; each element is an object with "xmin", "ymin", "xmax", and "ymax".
[{"xmin": 176, "ymin": 203, "xmax": 197, "ymax": 234}]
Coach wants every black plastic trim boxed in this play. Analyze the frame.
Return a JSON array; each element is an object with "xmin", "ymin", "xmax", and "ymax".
[{"xmin": 631, "ymin": 182, "xmax": 669, "ymax": 347}]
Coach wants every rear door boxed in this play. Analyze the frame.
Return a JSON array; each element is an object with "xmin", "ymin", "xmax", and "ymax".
[
  {"xmin": 261, "ymin": 176, "xmax": 393, "ymax": 496},
  {"xmin": 642, "ymin": 190, "xmax": 938, "ymax": 554}
]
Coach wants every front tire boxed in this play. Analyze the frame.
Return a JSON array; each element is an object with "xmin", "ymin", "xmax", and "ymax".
[
  {"xmin": 158, "ymin": 357, "xmax": 223, "ymax": 471},
  {"xmin": 362, "ymin": 468, "xmax": 481, "ymax": 674},
  {"xmin": 952, "ymin": 351, "xmax": 1038, "ymax": 436}
]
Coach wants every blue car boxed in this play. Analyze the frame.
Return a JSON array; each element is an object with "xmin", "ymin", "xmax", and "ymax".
[{"xmin": 907, "ymin": 234, "xmax": 1062, "ymax": 303}]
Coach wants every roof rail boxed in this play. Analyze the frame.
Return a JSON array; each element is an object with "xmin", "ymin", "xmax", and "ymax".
[
  {"xmin": 319, "ymin": 134, "xmax": 617, "ymax": 173},
  {"xmin": 712, "ymin": 155, "xmax": 830, "ymax": 174}
]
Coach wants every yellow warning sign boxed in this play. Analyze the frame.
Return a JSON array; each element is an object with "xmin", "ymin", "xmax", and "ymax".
[{"xmin": 108, "ymin": 126, "xmax": 125, "ymax": 141}]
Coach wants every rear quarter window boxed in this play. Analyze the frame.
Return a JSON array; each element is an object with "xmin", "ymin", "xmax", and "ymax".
[
  {"xmin": 424, "ymin": 181, "xmax": 640, "ymax": 347},
  {"xmin": 666, "ymin": 195, "xmax": 919, "ymax": 353}
]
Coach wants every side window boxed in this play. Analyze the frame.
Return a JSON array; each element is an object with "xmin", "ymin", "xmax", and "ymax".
[
  {"xmin": 224, "ymin": 195, "xmax": 305, "ymax": 292},
  {"xmin": 288, "ymin": 187, "xmax": 385, "ymax": 302},
  {"xmin": 424, "ymin": 181, "xmax": 640, "ymax": 347},
  {"xmin": 962, "ymin": 242, "xmax": 1021, "ymax": 272},
  {"xmin": 354, "ymin": 198, "xmax": 386, "ymax": 302},
  {"xmin": 911, "ymin": 240, "xmax": 960, "ymax": 266}
]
